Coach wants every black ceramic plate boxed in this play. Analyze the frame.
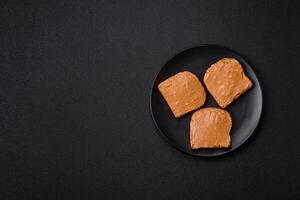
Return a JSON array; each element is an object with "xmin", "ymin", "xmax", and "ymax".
[{"xmin": 150, "ymin": 45, "xmax": 263, "ymax": 157}]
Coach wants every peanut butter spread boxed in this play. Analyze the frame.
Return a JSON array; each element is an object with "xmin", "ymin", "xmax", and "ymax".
[
  {"xmin": 204, "ymin": 58, "xmax": 252, "ymax": 108},
  {"xmin": 158, "ymin": 71, "xmax": 206, "ymax": 118},
  {"xmin": 190, "ymin": 108, "xmax": 232, "ymax": 149}
]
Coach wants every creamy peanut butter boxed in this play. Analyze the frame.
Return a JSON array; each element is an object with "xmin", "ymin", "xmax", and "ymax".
[
  {"xmin": 204, "ymin": 58, "xmax": 253, "ymax": 108},
  {"xmin": 158, "ymin": 71, "xmax": 206, "ymax": 118},
  {"xmin": 190, "ymin": 108, "xmax": 232, "ymax": 149}
]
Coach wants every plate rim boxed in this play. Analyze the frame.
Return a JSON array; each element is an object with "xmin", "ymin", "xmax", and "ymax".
[{"xmin": 149, "ymin": 44, "xmax": 263, "ymax": 157}]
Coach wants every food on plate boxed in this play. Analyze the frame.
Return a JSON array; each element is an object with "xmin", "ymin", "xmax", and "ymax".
[
  {"xmin": 204, "ymin": 58, "xmax": 252, "ymax": 108},
  {"xmin": 190, "ymin": 108, "xmax": 232, "ymax": 149},
  {"xmin": 158, "ymin": 71, "xmax": 206, "ymax": 118}
]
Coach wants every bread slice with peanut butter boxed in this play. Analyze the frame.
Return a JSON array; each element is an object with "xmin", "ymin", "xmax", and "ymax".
[
  {"xmin": 204, "ymin": 58, "xmax": 252, "ymax": 108},
  {"xmin": 158, "ymin": 71, "xmax": 206, "ymax": 118},
  {"xmin": 190, "ymin": 108, "xmax": 232, "ymax": 149}
]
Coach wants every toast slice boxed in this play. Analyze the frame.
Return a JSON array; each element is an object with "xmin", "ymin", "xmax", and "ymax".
[
  {"xmin": 158, "ymin": 71, "xmax": 206, "ymax": 118},
  {"xmin": 204, "ymin": 58, "xmax": 252, "ymax": 108},
  {"xmin": 190, "ymin": 108, "xmax": 232, "ymax": 149}
]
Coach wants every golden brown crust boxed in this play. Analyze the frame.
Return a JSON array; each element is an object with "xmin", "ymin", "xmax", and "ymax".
[
  {"xmin": 190, "ymin": 108, "xmax": 232, "ymax": 149},
  {"xmin": 158, "ymin": 71, "xmax": 206, "ymax": 118},
  {"xmin": 204, "ymin": 58, "xmax": 253, "ymax": 108}
]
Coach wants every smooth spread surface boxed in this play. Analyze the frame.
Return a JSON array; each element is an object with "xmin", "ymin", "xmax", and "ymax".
[
  {"xmin": 158, "ymin": 71, "xmax": 206, "ymax": 117},
  {"xmin": 204, "ymin": 58, "xmax": 253, "ymax": 108},
  {"xmin": 190, "ymin": 108, "xmax": 232, "ymax": 149}
]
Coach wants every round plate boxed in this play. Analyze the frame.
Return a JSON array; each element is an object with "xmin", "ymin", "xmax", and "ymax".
[{"xmin": 150, "ymin": 45, "xmax": 263, "ymax": 157}]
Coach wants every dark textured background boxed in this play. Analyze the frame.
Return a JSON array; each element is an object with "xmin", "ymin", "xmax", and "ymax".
[{"xmin": 0, "ymin": 0, "xmax": 299, "ymax": 199}]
